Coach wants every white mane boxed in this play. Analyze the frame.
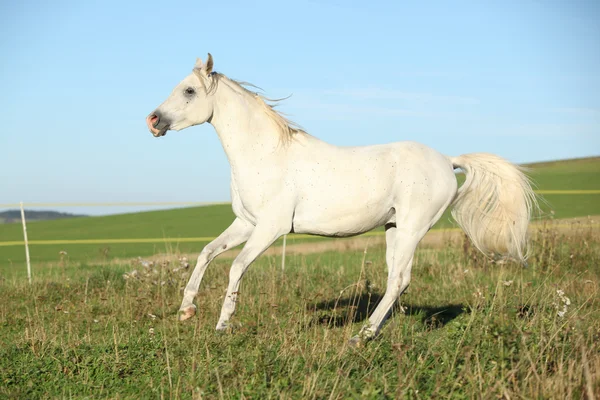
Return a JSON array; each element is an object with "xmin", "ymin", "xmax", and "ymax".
[{"xmin": 207, "ymin": 72, "xmax": 307, "ymax": 143}]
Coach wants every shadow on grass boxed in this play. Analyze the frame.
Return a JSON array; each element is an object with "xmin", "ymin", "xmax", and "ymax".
[{"xmin": 307, "ymin": 292, "xmax": 468, "ymax": 329}]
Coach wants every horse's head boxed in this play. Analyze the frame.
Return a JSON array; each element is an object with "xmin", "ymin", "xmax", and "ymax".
[{"xmin": 146, "ymin": 54, "xmax": 216, "ymax": 137}]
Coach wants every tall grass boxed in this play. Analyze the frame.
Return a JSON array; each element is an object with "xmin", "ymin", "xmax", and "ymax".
[{"xmin": 0, "ymin": 219, "xmax": 598, "ymax": 398}]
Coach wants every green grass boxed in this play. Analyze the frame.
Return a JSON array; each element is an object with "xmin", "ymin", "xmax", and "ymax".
[
  {"xmin": 0, "ymin": 157, "xmax": 599, "ymax": 268},
  {"xmin": 0, "ymin": 221, "xmax": 598, "ymax": 398}
]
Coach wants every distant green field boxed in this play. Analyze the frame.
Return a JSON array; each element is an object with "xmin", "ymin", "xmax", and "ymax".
[
  {"xmin": 0, "ymin": 205, "xmax": 238, "ymax": 268},
  {"xmin": 521, "ymin": 156, "xmax": 600, "ymax": 218},
  {"xmin": 0, "ymin": 157, "xmax": 598, "ymax": 268}
]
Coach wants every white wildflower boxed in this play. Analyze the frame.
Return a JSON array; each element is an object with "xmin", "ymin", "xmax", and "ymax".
[{"xmin": 554, "ymin": 289, "xmax": 571, "ymax": 318}]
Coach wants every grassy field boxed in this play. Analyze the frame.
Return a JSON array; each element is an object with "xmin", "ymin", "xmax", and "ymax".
[
  {"xmin": 0, "ymin": 219, "xmax": 598, "ymax": 398},
  {"xmin": 1, "ymin": 157, "xmax": 599, "ymax": 269},
  {"xmin": 0, "ymin": 205, "xmax": 237, "ymax": 269}
]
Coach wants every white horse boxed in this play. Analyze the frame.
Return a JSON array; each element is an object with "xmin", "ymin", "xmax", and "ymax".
[{"xmin": 146, "ymin": 54, "xmax": 536, "ymax": 345}]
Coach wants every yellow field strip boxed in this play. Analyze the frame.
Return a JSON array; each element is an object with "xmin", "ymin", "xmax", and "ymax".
[
  {"xmin": 3, "ymin": 233, "xmax": 379, "ymax": 247},
  {"xmin": 1, "ymin": 223, "xmax": 596, "ymax": 247},
  {"xmin": 1, "ymin": 191, "xmax": 599, "ymax": 208},
  {"xmin": 535, "ymin": 190, "xmax": 600, "ymax": 195}
]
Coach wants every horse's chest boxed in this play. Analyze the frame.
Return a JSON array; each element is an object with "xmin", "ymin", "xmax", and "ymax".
[{"xmin": 229, "ymin": 169, "xmax": 283, "ymax": 223}]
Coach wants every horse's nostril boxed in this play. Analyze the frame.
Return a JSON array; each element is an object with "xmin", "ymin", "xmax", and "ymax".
[{"xmin": 150, "ymin": 114, "xmax": 159, "ymax": 126}]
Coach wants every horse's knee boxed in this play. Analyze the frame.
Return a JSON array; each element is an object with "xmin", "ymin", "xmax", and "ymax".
[
  {"xmin": 385, "ymin": 273, "xmax": 410, "ymax": 298},
  {"xmin": 197, "ymin": 246, "xmax": 215, "ymax": 263},
  {"xmin": 398, "ymin": 273, "xmax": 412, "ymax": 293},
  {"xmin": 401, "ymin": 270, "xmax": 412, "ymax": 285}
]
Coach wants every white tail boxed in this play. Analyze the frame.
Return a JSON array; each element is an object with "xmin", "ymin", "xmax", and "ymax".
[{"xmin": 450, "ymin": 153, "xmax": 538, "ymax": 263}]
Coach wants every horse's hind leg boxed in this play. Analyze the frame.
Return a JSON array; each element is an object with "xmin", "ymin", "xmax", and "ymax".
[
  {"xmin": 349, "ymin": 222, "xmax": 428, "ymax": 346},
  {"xmin": 384, "ymin": 223, "xmax": 396, "ymax": 273}
]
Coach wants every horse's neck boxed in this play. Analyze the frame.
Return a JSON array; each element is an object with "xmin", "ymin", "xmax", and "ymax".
[{"xmin": 209, "ymin": 83, "xmax": 282, "ymax": 170}]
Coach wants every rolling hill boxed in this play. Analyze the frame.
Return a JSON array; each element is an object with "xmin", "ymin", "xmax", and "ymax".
[{"xmin": 0, "ymin": 210, "xmax": 87, "ymax": 224}]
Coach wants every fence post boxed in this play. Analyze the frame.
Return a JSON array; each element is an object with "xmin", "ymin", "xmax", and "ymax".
[
  {"xmin": 281, "ymin": 234, "xmax": 287, "ymax": 272},
  {"xmin": 20, "ymin": 202, "xmax": 32, "ymax": 284}
]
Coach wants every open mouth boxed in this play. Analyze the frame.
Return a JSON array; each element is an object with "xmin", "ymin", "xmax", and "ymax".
[
  {"xmin": 153, "ymin": 128, "xmax": 168, "ymax": 137},
  {"xmin": 146, "ymin": 113, "xmax": 169, "ymax": 137}
]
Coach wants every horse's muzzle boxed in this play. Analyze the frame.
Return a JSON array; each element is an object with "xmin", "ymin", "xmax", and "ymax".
[{"xmin": 146, "ymin": 111, "xmax": 169, "ymax": 137}]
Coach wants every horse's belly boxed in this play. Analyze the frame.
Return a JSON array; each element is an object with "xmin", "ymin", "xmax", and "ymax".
[
  {"xmin": 292, "ymin": 196, "xmax": 395, "ymax": 237},
  {"xmin": 290, "ymin": 154, "xmax": 398, "ymax": 236}
]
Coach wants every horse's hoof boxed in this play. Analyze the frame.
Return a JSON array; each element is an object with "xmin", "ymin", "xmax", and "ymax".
[
  {"xmin": 349, "ymin": 326, "xmax": 377, "ymax": 348},
  {"xmin": 215, "ymin": 321, "xmax": 240, "ymax": 334},
  {"xmin": 215, "ymin": 321, "xmax": 228, "ymax": 331},
  {"xmin": 348, "ymin": 336, "xmax": 365, "ymax": 348},
  {"xmin": 178, "ymin": 305, "xmax": 196, "ymax": 321}
]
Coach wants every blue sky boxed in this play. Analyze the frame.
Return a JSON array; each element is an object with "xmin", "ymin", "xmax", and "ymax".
[{"xmin": 1, "ymin": 0, "xmax": 599, "ymax": 216}]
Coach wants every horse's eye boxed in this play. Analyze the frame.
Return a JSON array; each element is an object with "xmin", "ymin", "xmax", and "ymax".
[{"xmin": 185, "ymin": 87, "xmax": 195, "ymax": 95}]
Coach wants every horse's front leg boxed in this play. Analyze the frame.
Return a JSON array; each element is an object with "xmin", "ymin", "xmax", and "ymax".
[
  {"xmin": 215, "ymin": 214, "xmax": 292, "ymax": 330},
  {"xmin": 179, "ymin": 217, "xmax": 254, "ymax": 321}
]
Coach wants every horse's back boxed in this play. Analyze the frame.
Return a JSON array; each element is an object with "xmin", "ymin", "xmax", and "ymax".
[{"xmin": 288, "ymin": 138, "xmax": 457, "ymax": 236}]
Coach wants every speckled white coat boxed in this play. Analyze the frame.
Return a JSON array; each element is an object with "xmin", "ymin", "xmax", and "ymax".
[{"xmin": 146, "ymin": 55, "xmax": 536, "ymax": 344}]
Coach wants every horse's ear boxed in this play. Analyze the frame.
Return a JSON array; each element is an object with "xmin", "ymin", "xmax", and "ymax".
[
  {"xmin": 193, "ymin": 54, "xmax": 213, "ymax": 77},
  {"xmin": 205, "ymin": 53, "xmax": 213, "ymax": 75}
]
